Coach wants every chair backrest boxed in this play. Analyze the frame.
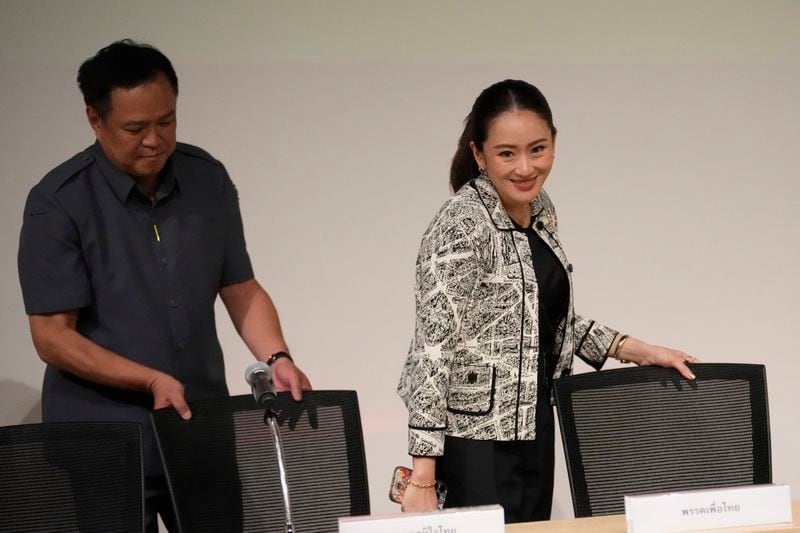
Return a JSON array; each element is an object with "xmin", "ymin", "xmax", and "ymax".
[
  {"xmin": 0, "ymin": 421, "xmax": 144, "ymax": 533},
  {"xmin": 554, "ymin": 363, "xmax": 771, "ymax": 517},
  {"xmin": 151, "ymin": 390, "xmax": 370, "ymax": 533}
]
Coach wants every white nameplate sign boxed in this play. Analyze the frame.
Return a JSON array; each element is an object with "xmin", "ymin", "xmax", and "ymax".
[
  {"xmin": 338, "ymin": 504, "xmax": 504, "ymax": 533},
  {"xmin": 624, "ymin": 484, "xmax": 792, "ymax": 532}
]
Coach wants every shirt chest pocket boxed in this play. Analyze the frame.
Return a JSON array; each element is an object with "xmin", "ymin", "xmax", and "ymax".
[
  {"xmin": 446, "ymin": 363, "xmax": 495, "ymax": 416},
  {"xmin": 181, "ymin": 212, "xmax": 224, "ymax": 242},
  {"xmin": 176, "ymin": 213, "xmax": 226, "ymax": 284}
]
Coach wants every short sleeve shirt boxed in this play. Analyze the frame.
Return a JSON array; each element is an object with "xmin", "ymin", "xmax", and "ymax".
[{"xmin": 18, "ymin": 141, "xmax": 254, "ymax": 474}]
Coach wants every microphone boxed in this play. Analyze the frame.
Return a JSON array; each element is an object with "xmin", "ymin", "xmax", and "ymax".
[{"xmin": 245, "ymin": 361, "xmax": 276, "ymax": 406}]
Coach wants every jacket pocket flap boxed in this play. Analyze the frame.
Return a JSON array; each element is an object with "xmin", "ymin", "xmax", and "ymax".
[{"xmin": 447, "ymin": 363, "xmax": 495, "ymax": 415}]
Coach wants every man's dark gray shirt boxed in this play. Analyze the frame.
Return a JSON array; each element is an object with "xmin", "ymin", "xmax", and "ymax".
[{"xmin": 18, "ymin": 141, "xmax": 254, "ymax": 474}]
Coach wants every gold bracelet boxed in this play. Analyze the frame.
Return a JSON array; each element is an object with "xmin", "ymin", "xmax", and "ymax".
[
  {"xmin": 407, "ymin": 478, "xmax": 436, "ymax": 489},
  {"xmin": 612, "ymin": 334, "xmax": 630, "ymax": 363}
]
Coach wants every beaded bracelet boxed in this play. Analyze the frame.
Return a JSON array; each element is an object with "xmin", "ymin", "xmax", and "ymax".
[{"xmin": 407, "ymin": 478, "xmax": 437, "ymax": 489}]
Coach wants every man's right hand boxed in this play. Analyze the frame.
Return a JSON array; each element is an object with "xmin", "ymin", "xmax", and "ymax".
[
  {"xmin": 30, "ymin": 312, "xmax": 192, "ymax": 421},
  {"xmin": 149, "ymin": 372, "xmax": 192, "ymax": 420}
]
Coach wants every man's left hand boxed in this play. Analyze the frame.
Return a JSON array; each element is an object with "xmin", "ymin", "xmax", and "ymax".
[{"xmin": 270, "ymin": 357, "xmax": 312, "ymax": 401}]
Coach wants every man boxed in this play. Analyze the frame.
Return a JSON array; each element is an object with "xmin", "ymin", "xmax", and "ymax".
[{"xmin": 17, "ymin": 40, "xmax": 311, "ymax": 531}]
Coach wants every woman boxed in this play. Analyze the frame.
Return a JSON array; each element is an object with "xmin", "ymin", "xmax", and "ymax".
[{"xmin": 397, "ymin": 79, "xmax": 696, "ymax": 522}]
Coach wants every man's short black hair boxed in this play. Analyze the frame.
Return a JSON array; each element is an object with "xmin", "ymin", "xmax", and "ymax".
[{"xmin": 77, "ymin": 39, "xmax": 178, "ymax": 118}]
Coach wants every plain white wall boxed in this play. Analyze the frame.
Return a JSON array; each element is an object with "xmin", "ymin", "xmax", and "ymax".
[{"xmin": 1, "ymin": 0, "xmax": 798, "ymax": 519}]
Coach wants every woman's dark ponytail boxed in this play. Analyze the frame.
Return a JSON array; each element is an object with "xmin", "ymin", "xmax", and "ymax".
[{"xmin": 449, "ymin": 116, "xmax": 480, "ymax": 192}]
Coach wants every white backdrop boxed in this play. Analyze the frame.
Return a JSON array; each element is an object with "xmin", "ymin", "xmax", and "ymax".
[{"xmin": 1, "ymin": 0, "xmax": 798, "ymax": 520}]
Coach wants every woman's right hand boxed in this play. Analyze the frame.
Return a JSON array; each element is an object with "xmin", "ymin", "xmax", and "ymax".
[
  {"xmin": 402, "ymin": 455, "xmax": 440, "ymax": 513},
  {"xmin": 401, "ymin": 483, "xmax": 439, "ymax": 513}
]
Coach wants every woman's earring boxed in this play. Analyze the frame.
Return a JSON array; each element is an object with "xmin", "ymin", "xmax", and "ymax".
[{"xmin": 479, "ymin": 167, "xmax": 488, "ymax": 179}]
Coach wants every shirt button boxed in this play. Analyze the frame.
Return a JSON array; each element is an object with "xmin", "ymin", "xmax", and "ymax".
[
  {"xmin": 176, "ymin": 342, "xmax": 186, "ymax": 350},
  {"xmin": 168, "ymin": 299, "xmax": 178, "ymax": 308},
  {"xmin": 160, "ymin": 258, "xmax": 169, "ymax": 266},
  {"xmin": 535, "ymin": 221, "xmax": 545, "ymax": 230},
  {"xmin": 567, "ymin": 263, "xmax": 574, "ymax": 272}
]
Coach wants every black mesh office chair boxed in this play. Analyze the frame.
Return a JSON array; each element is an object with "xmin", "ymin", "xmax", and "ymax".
[
  {"xmin": 554, "ymin": 363, "xmax": 771, "ymax": 517},
  {"xmin": 151, "ymin": 390, "xmax": 370, "ymax": 533},
  {"xmin": 0, "ymin": 421, "xmax": 144, "ymax": 532}
]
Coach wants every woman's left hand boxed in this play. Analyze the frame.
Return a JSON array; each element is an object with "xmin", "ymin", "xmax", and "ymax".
[{"xmin": 616, "ymin": 337, "xmax": 699, "ymax": 380}]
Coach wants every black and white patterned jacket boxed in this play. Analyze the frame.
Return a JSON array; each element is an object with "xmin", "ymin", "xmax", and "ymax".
[{"xmin": 397, "ymin": 176, "xmax": 618, "ymax": 456}]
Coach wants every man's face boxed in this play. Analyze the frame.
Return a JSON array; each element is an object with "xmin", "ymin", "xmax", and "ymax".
[{"xmin": 87, "ymin": 74, "xmax": 177, "ymax": 183}]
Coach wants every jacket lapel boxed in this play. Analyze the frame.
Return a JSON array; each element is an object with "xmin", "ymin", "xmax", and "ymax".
[
  {"xmin": 471, "ymin": 177, "xmax": 570, "ymax": 268},
  {"xmin": 471, "ymin": 177, "xmax": 515, "ymax": 230}
]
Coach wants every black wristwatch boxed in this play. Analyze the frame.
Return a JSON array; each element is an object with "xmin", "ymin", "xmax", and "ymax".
[{"xmin": 266, "ymin": 351, "xmax": 293, "ymax": 366}]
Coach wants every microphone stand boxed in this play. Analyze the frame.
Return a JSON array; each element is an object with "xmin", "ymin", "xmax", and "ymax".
[
  {"xmin": 263, "ymin": 405, "xmax": 295, "ymax": 533},
  {"xmin": 247, "ymin": 362, "xmax": 295, "ymax": 532}
]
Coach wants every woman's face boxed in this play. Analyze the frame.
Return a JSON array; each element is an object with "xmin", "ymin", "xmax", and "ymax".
[{"xmin": 470, "ymin": 109, "xmax": 555, "ymax": 224}]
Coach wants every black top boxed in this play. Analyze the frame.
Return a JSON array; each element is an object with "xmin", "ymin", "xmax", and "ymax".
[
  {"xmin": 513, "ymin": 219, "xmax": 569, "ymax": 418},
  {"xmin": 18, "ymin": 141, "xmax": 254, "ymax": 474}
]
